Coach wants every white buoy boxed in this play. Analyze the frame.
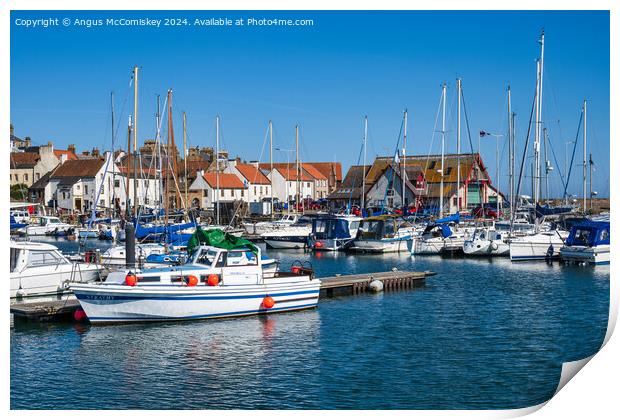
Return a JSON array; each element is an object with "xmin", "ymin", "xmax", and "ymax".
[{"xmin": 368, "ymin": 279, "xmax": 384, "ymax": 293}]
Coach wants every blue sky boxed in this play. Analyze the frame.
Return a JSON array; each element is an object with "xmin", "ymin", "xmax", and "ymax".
[{"xmin": 10, "ymin": 10, "xmax": 610, "ymax": 198}]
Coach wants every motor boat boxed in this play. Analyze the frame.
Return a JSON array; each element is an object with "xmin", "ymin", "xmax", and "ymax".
[
  {"xmin": 509, "ymin": 230, "xmax": 568, "ymax": 261},
  {"xmin": 560, "ymin": 220, "xmax": 610, "ymax": 265},
  {"xmin": 352, "ymin": 215, "xmax": 416, "ymax": 253},
  {"xmin": 10, "ymin": 240, "xmax": 100, "ymax": 300},
  {"xmin": 243, "ymin": 214, "xmax": 300, "ymax": 235},
  {"xmin": 308, "ymin": 214, "xmax": 362, "ymax": 251},
  {"xmin": 70, "ymin": 245, "xmax": 320, "ymax": 323},
  {"xmin": 463, "ymin": 226, "xmax": 509, "ymax": 256},
  {"xmin": 98, "ymin": 243, "xmax": 169, "ymax": 267},
  {"xmin": 17, "ymin": 215, "xmax": 74, "ymax": 236},
  {"xmin": 261, "ymin": 215, "xmax": 317, "ymax": 249}
]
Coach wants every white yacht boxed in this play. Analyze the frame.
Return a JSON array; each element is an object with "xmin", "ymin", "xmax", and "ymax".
[
  {"xmin": 352, "ymin": 215, "xmax": 417, "ymax": 253},
  {"xmin": 261, "ymin": 215, "xmax": 317, "ymax": 249},
  {"xmin": 463, "ymin": 227, "xmax": 509, "ymax": 256},
  {"xmin": 243, "ymin": 214, "xmax": 299, "ymax": 235},
  {"xmin": 509, "ymin": 230, "xmax": 568, "ymax": 261},
  {"xmin": 17, "ymin": 215, "xmax": 74, "ymax": 236},
  {"xmin": 308, "ymin": 214, "xmax": 362, "ymax": 251},
  {"xmin": 10, "ymin": 241, "xmax": 100, "ymax": 300}
]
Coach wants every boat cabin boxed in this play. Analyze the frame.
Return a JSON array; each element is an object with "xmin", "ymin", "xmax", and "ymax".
[
  {"xmin": 565, "ymin": 221, "xmax": 610, "ymax": 248},
  {"xmin": 10, "ymin": 241, "xmax": 70, "ymax": 273},
  {"xmin": 311, "ymin": 216, "xmax": 361, "ymax": 240},
  {"xmin": 358, "ymin": 215, "xmax": 402, "ymax": 240}
]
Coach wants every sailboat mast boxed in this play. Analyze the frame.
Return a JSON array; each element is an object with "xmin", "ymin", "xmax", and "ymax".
[
  {"xmin": 362, "ymin": 115, "xmax": 368, "ymax": 210},
  {"xmin": 295, "ymin": 124, "xmax": 300, "ymax": 214},
  {"xmin": 132, "ymin": 66, "xmax": 139, "ymax": 218},
  {"xmin": 456, "ymin": 78, "xmax": 461, "ymax": 213},
  {"xmin": 543, "ymin": 127, "xmax": 549, "ymax": 203},
  {"xmin": 583, "ymin": 99, "xmax": 587, "ymax": 212},
  {"xmin": 110, "ymin": 91, "xmax": 116, "ymax": 218},
  {"xmin": 269, "ymin": 120, "xmax": 274, "ymax": 220},
  {"xmin": 533, "ymin": 59, "xmax": 541, "ymax": 204},
  {"xmin": 402, "ymin": 109, "xmax": 408, "ymax": 209},
  {"xmin": 156, "ymin": 94, "xmax": 161, "ymax": 210},
  {"xmin": 507, "ymin": 85, "xmax": 513, "ymax": 217},
  {"xmin": 126, "ymin": 115, "xmax": 132, "ymax": 216},
  {"xmin": 534, "ymin": 30, "xmax": 545, "ymax": 205},
  {"xmin": 589, "ymin": 153, "xmax": 593, "ymax": 212},
  {"xmin": 183, "ymin": 112, "xmax": 188, "ymax": 212},
  {"xmin": 439, "ymin": 83, "xmax": 446, "ymax": 218},
  {"xmin": 216, "ymin": 115, "xmax": 220, "ymax": 225}
]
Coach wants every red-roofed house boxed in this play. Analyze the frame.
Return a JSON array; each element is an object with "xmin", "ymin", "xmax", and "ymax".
[
  {"xmin": 189, "ymin": 171, "xmax": 247, "ymax": 209},
  {"xmin": 10, "ymin": 142, "xmax": 61, "ymax": 187},
  {"xmin": 226, "ymin": 161, "xmax": 272, "ymax": 203}
]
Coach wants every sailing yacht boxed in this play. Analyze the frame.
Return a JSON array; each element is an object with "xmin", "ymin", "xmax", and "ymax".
[
  {"xmin": 463, "ymin": 226, "xmax": 509, "ymax": 256},
  {"xmin": 352, "ymin": 215, "xmax": 416, "ymax": 253}
]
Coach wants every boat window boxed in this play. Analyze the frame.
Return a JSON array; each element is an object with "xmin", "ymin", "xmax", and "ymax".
[
  {"xmin": 600, "ymin": 229, "xmax": 609, "ymax": 241},
  {"xmin": 349, "ymin": 221, "xmax": 360, "ymax": 232},
  {"xmin": 226, "ymin": 250, "xmax": 258, "ymax": 266},
  {"xmin": 573, "ymin": 229, "xmax": 592, "ymax": 246},
  {"xmin": 10, "ymin": 248, "xmax": 20, "ymax": 272},
  {"xmin": 315, "ymin": 220, "xmax": 327, "ymax": 234},
  {"xmin": 195, "ymin": 249, "xmax": 218, "ymax": 266},
  {"xmin": 27, "ymin": 251, "xmax": 64, "ymax": 267},
  {"xmin": 479, "ymin": 233, "xmax": 485, "ymax": 240}
]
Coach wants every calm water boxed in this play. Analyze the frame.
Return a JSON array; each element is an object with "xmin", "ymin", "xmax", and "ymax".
[{"xmin": 11, "ymin": 238, "xmax": 610, "ymax": 409}]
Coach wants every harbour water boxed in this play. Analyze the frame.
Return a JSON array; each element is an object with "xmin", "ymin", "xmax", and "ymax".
[{"xmin": 10, "ymin": 238, "xmax": 609, "ymax": 409}]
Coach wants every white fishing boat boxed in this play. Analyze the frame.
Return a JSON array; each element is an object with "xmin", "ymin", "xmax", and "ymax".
[
  {"xmin": 308, "ymin": 214, "xmax": 362, "ymax": 251},
  {"xmin": 70, "ymin": 245, "xmax": 320, "ymax": 323},
  {"xmin": 509, "ymin": 230, "xmax": 568, "ymax": 261},
  {"xmin": 10, "ymin": 240, "xmax": 100, "ymax": 300},
  {"xmin": 17, "ymin": 215, "xmax": 74, "ymax": 236},
  {"xmin": 560, "ymin": 220, "xmax": 610, "ymax": 265},
  {"xmin": 463, "ymin": 227, "xmax": 509, "ymax": 256},
  {"xmin": 352, "ymin": 215, "xmax": 416, "ymax": 253}
]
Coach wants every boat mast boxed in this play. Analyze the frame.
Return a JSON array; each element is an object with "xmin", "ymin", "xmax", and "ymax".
[
  {"xmin": 110, "ymin": 91, "xmax": 116, "ymax": 218},
  {"xmin": 439, "ymin": 83, "xmax": 446, "ymax": 218},
  {"xmin": 155, "ymin": 94, "xmax": 161, "ymax": 213},
  {"xmin": 402, "ymin": 109, "xmax": 408, "ymax": 209},
  {"xmin": 132, "ymin": 66, "xmax": 139, "ymax": 218},
  {"xmin": 216, "ymin": 115, "xmax": 220, "ymax": 225},
  {"xmin": 534, "ymin": 30, "xmax": 545, "ymax": 205},
  {"xmin": 583, "ymin": 99, "xmax": 587, "ymax": 212},
  {"xmin": 295, "ymin": 124, "xmax": 300, "ymax": 214},
  {"xmin": 183, "ymin": 112, "xmax": 188, "ymax": 212},
  {"xmin": 543, "ymin": 127, "xmax": 548, "ymax": 202},
  {"xmin": 507, "ymin": 85, "xmax": 513, "ymax": 218},
  {"xmin": 126, "ymin": 115, "xmax": 132, "ymax": 216},
  {"xmin": 269, "ymin": 120, "xmax": 274, "ymax": 220},
  {"xmin": 456, "ymin": 78, "xmax": 461, "ymax": 213},
  {"xmin": 362, "ymin": 115, "xmax": 368, "ymax": 210}
]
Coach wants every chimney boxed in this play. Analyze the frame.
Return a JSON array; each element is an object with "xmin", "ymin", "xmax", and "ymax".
[
  {"xmin": 83, "ymin": 150, "xmax": 90, "ymax": 156},
  {"xmin": 10, "ymin": 123, "xmax": 14, "ymax": 136},
  {"xmin": 92, "ymin": 147, "xmax": 100, "ymax": 158},
  {"xmin": 24, "ymin": 137, "xmax": 31, "ymax": 148},
  {"xmin": 68, "ymin": 144, "xmax": 76, "ymax": 154}
]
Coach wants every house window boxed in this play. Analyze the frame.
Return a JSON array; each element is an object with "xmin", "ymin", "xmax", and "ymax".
[
  {"xmin": 429, "ymin": 161, "xmax": 436, "ymax": 170},
  {"xmin": 306, "ymin": 182, "xmax": 310, "ymax": 188},
  {"xmin": 220, "ymin": 189, "xmax": 224, "ymax": 197},
  {"xmin": 62, "ymin": 192, "xmax": 66, "ymax": 200},
  {"xmin": 445, "ymin": 167, "xmax": 453, "ymax": 176},
  {"xmin": 24, "ymin": 173, "xmax": 28, "ymax": 181},
  {"xmin": 84, "ymin": 185, "xmax": 88, "ymax": 194},
  {"xmin": 254, "ymin": 186, "xmax": 257, "ymax": 195},
  {"xmin": 100, "ymin": 199, "xmax": 105, "ymax": 206},
  {"xmin": 241, "ymin": 190, "xmax": 244, "ymax": 197},
  {"xmin": 114, "ymin": 179, "xmax": 120, "ymax": 188},
  {"xmin": 260, "ymin": 186, "xmax": 263, "ymax": 194},
  {"xmin": 36, "ymin": 173, "xmax": 40, "ymax": 180}
]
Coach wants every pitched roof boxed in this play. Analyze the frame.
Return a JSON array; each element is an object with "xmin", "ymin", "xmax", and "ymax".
[
  {"xmin": 29, "ymin": 166, "xmax": 57, "ymax": 190},
  {"xmin": 54, "ymin": 149, "xmax": 78, "ymax": 160},
  {"xmin": 10, "ymin": 152, "xmax": 39, "ymax": 169},
  {"xmin": 202, "ymin": 172, "xmax": 245, "ymax": 189},
  {"xmin": 258, "ymin": 163, "xmax": 314, "ymax": 181},
  {"xmin": 302, "ymin": 163, "xmax": 327, "ymax": 180},
  {"xmin": 235, "ymin": 163, "xmax": 270, "ymax": 185},
  {"xmin": 305, "ymin": 162, "xmax": 342, "ymax": 183},
  {"xmin": 51, "ymin": 158, "xmax": 105, "ymax": 178}
]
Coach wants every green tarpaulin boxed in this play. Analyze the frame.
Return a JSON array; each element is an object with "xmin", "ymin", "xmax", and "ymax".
[{"xmin": 187, "ymin": 227, "xmax": 258, "ymax": 256}]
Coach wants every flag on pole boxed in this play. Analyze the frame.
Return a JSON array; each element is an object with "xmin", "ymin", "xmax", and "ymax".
[{"xmin": 480, "ymin": 130, "xmax": 489, "ymax": 137}]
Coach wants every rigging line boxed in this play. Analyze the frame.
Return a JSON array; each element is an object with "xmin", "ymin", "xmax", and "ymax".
[
  {"xmin": 459, "ymin": 87, "xmax": 476, "ymax": 155},
  {"xmin": 546, "ymin": 126, "xmax": 567, "ymax": 194},
  {"xmin": 512, "ymin": 80, "xmax": 539, "ymax": 228},
  {"xmin": 563, "ymin": 109, "xmax": 583, "ymax": 200},
  {"xmin": 347, "ymin": 138, "xmax": 366, "ymax": 212},
  {"xmin": 381, "ymin": 115, "xmax": 404, "ymax": 214}
]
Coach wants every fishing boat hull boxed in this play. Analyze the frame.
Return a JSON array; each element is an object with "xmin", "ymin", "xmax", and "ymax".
[
  {"xmin": 11, "ymin": 264, "xmax": 99, "ymax": 299},
  {"xmin": 560, "ymin": 245, "xmax": 610, "ymax": 265},
  {"xmin": 70, "ymin": 279, "xmax": 321, "ymax": 323}
]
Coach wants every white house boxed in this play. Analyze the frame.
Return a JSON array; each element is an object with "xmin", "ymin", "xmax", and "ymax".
[
  {"xmin": 225, "ymin": 161, "xmax": 272, "ymax": 203},
  {"xmin": 189, "ymin": 171, "xmax": 247, "ymax": 209},
  {"xmin": 262, "ymin": 166, "xmax": 314, "ymax": 203}
]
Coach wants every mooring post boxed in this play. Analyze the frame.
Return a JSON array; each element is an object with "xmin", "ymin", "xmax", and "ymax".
[{"xmin": 125, "ymin": 222, "xmax": 136, "ymax": 268}]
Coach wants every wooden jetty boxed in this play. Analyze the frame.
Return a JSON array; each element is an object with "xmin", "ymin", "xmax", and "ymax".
[{"xmin": 10, "ymin": 270, "xmax": 436, "ymax": 323}]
